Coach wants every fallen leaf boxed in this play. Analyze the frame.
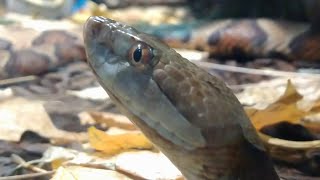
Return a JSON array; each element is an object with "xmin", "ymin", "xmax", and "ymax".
[
  {"xmin": 88, "ymin": 126, "xmax": 153, "ymax": 155},
  {"xmin": 51, "ymin": 166, "xmax": 132, "ymax": 180},
  {"xmin": 67, "ymin": 86, "xmax": 109, "ymax": 100},
  {"xmin": 246, "ymin": 80, "xmax": 320, "ymax": 130},
  {"xmin": 43, "ymin": 146, "xmax": 182, "ymax": 180},
  {"xmin": 115, "ymin": 151, "xmax": 182, "ymax": 180},
  {"xmin": 0, "ymin": 97, "xmax": 87, "ymax": 142},
  {"xmin": 51, "ymin": 158, "xmax": 68, "ymax": 170},
  {"xmin": 236, "ymin": 77, "xmax": 320, "ymax": 109},
  {"xmin": 259, "ymin": 133, "xmax": 320, "ymax": 164},
  {"xmin": 41, "ymin": 146, "xmax": 116, "ymax": 170},
  {"xmin": 243, "ymin": 80, "xmax": 320, "ymax": 166}
]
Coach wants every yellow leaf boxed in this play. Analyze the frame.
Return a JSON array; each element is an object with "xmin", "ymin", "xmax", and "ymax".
[
  {"xmin": 51, "ymin": 158, "xmax": 68, "ymax": 170},
  {"xmin": 275, "ymin": 80, "xmax": 303, "ymax": 104},
  {"xmin": 246, "ymin": 80, "xmax": 318, "ymax": 130},
  {"xmin": 88, "ymin": 127, "xmax": 153, "ymax": 155}
]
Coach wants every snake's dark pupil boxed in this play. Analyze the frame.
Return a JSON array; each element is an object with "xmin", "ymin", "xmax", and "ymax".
[{"xmin": 133, "ymin": 48, "xmax": 142, "ymax": 62}]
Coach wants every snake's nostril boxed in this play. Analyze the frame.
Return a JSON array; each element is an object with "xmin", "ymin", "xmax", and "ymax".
[
  {"xmin": 90, "ymin": 26, "xmax": 100, "ymax": 38},
  {"xmin": 84, "ymin": 17, "xmax": 104, "ymax": 40}
]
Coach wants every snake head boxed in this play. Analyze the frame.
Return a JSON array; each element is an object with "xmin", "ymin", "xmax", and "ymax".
[
  {"xmin": 83, "ymin": 16, "xmax": 280, "ymax": 180},
  {"xmin": 83, "ymin": 16, "xmax": 206, "ymax": 150},
  {"xmin": 83, "ymin": 16, "xmax": 169, "ymax": 72}
]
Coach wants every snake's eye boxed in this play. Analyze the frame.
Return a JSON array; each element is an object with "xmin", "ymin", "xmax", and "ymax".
[
  {"xmin": 133, "ymin": 47, "xmax": 142, "ymax": 62},
  {"xmin": 128, "ymin": 42, "xmax": 154, "ymax": 67}
]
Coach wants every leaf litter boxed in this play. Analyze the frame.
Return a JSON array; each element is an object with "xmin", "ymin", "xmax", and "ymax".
[{"xmin": 1, "ymin": 76, "xmax": 320, "ymax": 179}]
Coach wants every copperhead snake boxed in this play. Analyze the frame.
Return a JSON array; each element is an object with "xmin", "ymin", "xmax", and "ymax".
[{"xmin": 84, "ymin": 16, "xmax": 280, "ymax": 180}]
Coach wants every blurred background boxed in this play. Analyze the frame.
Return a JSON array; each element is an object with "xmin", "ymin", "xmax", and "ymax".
[{"xmin": 0, "ymin": 0, "xmax": 320, "ymax": 179}]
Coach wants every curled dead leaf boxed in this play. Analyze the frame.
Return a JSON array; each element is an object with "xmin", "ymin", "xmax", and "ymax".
[
  {"xmin": 245, "ymin": 80, "xmax": 320, "ymax": 172},
  {"xmin": 259, "ymin": 133, "xmax": 320, "ymax": 175},
  {"xmin": 246, "ymin": 80, "xmax": 307, "ymax": 130}
]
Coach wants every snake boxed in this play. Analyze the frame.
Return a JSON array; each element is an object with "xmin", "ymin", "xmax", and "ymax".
[{"xmin": 84, "ymin": 16, "xmax": 280, "ymax": 180}]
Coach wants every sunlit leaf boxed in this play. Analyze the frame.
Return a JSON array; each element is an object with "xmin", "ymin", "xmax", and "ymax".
[
  {"xmin": 51, "ymin": 158, "xmax": 68, "ymax": 170},
  {"xmin": 52, "ymin": 166, "xmax": 133, "ymax": 180},
  {"xmin": 88, "ymin": 127, "xmax": 153, "ymax": 155},
  {"xmin": 246, "ymin": 80, "xmax": 320, "ymax": 130},
  {"xmin": 0, "ymin": 97, "xmax": 86, "ymax": 142},
  {"xmin": 115, "ymin": 151, "xmax": 182, "ymax": 180}
]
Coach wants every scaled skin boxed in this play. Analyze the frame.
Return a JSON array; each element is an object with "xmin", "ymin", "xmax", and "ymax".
[{"xmin": 84, "ymin": 16, "xmax": 279, "ymax": 180}]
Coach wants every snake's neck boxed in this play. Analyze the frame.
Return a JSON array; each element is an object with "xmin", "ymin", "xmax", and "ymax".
[
  {"xmin": 161, "ymin": 139, "xmax": 278, "ymax": 180},
  {"xmin": 163, "ymin": 144, "xmax": 243, "ymax": 180},
  {"xmin": 108, "ymin": 88, "xmax": 278, "ymax": 180},
  {"xmin": 123, "ymin": 111, "xmax": 278, "ymax": 180}
]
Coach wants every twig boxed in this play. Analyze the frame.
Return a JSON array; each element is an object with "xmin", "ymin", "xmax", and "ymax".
[
  {"xmin": 0, "ymin": 154, "xmax": 56, "ymax": 180},
  {"xmin": 0, "ymin": 75, "xmax": 38, "ymax": 86},
  {"xmin": 11, "ymin": 154, "xmax": 47, "ymax": 173},
  {"xmin": 193, "ymin": 61, "xmax": 320, "ymax": 79},
  {"xmin": 0, "ymin": 171, "xmax": 55, "ymax": 180}
]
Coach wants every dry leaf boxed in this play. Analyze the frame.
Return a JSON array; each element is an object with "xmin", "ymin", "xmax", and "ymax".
[
  {"xmin": 115, "ymin": 151, "xmax": 182, "ymax": 180},
  {"xmin": 246, "ymin": 80, "xmax": 320, "ymax": 130},
  {"xmin": 236, "ymin": 77, "xmax": 320, "ymax": 109},
  {"xmin": 67, "ymin": 86, "xmax": 109, "ymax": 100},
  {"xmin": 259, "ymin": 133, "xmax": 320, "ymax": 164},
  {"xmin": 88, "ymin": 127, "xmax": 153, "ymax": 155},
  {"xmin": 42, "ymin": 146, "xmax": 116, "ymax": 170},
  {"xmin": 44, "ymin": 146, "xmax": 182, "ymax": 180},
  {"xmin": 0, "ymin": 97, "xmax": 87, "ymax": 142},
  {"xmin": 51, "ymin": 166, "xmax": 132, "ymax": 180},
  {"xmin": 243, "ymin": 81, "xmax": 320, "ymax": 165},
  {"xmin": 51, "ymin": 158, "xmax": 68, "ymax": 170}
]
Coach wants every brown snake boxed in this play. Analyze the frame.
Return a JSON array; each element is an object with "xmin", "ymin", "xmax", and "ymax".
[{"xmin": 84, "ymin": 16, "xmax": 279, "ymax": 180}]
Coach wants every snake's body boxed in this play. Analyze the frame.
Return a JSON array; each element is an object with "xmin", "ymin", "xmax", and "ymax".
[{"xmin": 84, "ymin": 16, "xmax": 279, "ymax": 179}]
